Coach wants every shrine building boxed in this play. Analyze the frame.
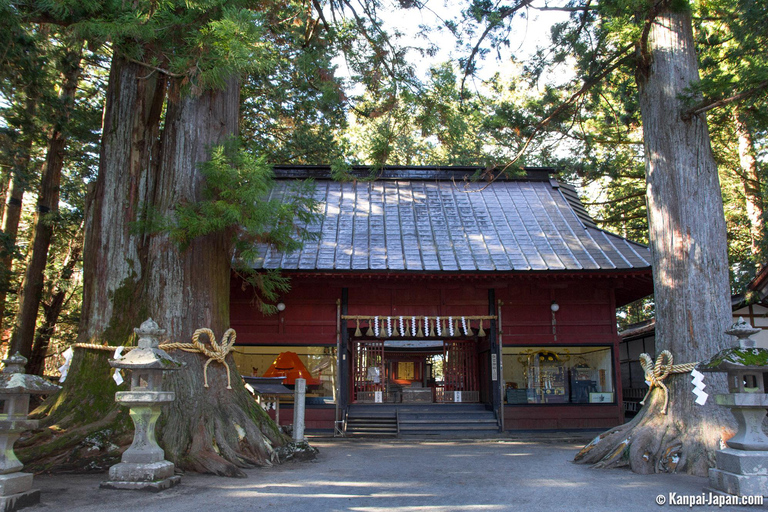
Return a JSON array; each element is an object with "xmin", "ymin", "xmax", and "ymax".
[{"xmin": 230, "ymin": 165, "xmax": 653, "ymax": 435}]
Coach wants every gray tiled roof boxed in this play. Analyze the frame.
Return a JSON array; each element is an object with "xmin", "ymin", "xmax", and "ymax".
[{"xmin": 252, "ymin": 176, "xmax": 651, "ymax": 272}]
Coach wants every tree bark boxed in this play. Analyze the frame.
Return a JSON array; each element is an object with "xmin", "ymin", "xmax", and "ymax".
[
  {"xmin": 27, "ymin": 54, "xmax": 294, "ymax": 476},
  {"xmin": 10, "ymin": 45, "xmax": 83, "ymax": 359},
  {"xmin": 576, "ymin": 4, "xmax": 735, "ymax": 476},
  {"xmin": 733, "ymin": 109, "xmax": 764, "ymax": 260}
]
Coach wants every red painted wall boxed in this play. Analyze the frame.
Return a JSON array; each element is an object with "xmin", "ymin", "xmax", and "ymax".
[{"xmin": 231, "ymin": 273, "xmax": 628, "ymax": 430}]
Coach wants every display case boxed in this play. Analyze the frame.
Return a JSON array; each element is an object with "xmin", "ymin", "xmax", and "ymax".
[
  {"xmin": 527, "ymin": 351, "xmax": 568, "ymax": 404},
  {"xmin": 503, "ymin": 346, "xmax": 614, "ymax": 405}
]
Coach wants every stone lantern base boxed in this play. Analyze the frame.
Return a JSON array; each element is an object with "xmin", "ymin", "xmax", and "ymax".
[
  {"xmin": 100, "ymin": 461, "xmax": 180, "ymax": 492},
  {"xmin": 0, "ymin": 472, "xmax": 40, "ymax": 512},
  {"xmin": 708, "ymin": 449, "xmax": 768, "ymax": 497}
]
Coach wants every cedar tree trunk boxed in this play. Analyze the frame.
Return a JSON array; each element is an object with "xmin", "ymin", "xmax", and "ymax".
[
  {"xmin": 24, "ymin": 55, "xmax": 294, "ymax": 475},
  {"xmin": 0, "ymin": 98, "xmax": 35, "ymax": 336},
  {"xmin": 575, "ymin": 4, "xmax": 735, "ymax": 476},
  {"xmin": 10, "ymin": 45, "xmax": 82, "ymax": 359},
  {"xmin": 733, "ymin": 109, "xmax": 764, "ymax": 259},
  {"xmin": 27, "ymin": 227, "xmax": 83, "ymax": 377}
]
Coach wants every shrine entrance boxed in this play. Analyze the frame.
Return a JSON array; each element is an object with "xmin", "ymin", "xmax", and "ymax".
[{"xmin": 351, "ymin": 339, "xmax": 481, "ymax": 404}]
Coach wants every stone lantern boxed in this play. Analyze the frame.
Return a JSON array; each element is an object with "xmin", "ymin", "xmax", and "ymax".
[
  {"xmin": 699, "ymin": 318, "xmax": 768, "ymax": 496},
  {"xmin": 101, "ymin": 319, "xmax": 183, "ymax": 491},
  {"xmin": 0, "ymin": 352, "xmax": 60, "ymax": 511}
]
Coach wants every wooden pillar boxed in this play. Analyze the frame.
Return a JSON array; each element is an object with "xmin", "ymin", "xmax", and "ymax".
[
  {"xmin": 488, "ymin": 290, "xmax": 501, "ymax": 419},
  {"xmin": 340, "ymin": 288, "xmax": 350, "ymax": 408}
]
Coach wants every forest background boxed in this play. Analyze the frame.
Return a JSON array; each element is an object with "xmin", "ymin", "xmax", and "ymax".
[{"xmin": 0, "ymin": 0, "xmax": 765, "ymax": 377}]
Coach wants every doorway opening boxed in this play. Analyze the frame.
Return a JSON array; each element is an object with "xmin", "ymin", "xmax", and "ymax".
[{"xmin": 352, "ymin": 339, "xmax": 480, "ymax": 404}]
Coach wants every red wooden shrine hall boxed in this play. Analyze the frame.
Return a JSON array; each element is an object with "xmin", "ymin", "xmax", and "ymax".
[{"xmin": 230, "ymin": 166, "xmax": 654, "ymax": 433}]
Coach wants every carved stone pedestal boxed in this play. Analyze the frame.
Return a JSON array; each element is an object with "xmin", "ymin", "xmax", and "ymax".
[
  {"xmin": 0, "ymin": 353, "xmax": 60, "ymax": 511},
  {"xmin": 709, "ymin": 449, "xmax": 768, "ymax": 497},
  {"xmin": 100, "ymin": 319, "xmax": 182, "ymax": 492}
]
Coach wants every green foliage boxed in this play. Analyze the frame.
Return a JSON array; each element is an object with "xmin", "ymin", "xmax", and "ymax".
[
  {"xmin": 170, "ymin": 138, "xmax": 318, "ymax": 250},
  {"xmin": 165, "ymin": 138, "xmax": 320, "ymax": 313}
]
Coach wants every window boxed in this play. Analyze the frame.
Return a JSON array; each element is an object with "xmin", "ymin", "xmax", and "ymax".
[
  {"xmin": 502, "ymin": 346, "xmax": 614, "ymax": 405},
  {"xmin": 233, "ymin": 346, "xmax": 337, "ymax": 404}
]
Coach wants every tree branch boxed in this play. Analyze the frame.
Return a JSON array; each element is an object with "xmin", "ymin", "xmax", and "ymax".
[
  {"xmin": 530, "ymin": 5, "xmax": 596, "ymax": 11},
  {"xmin": 460, "ymin": 0, "xmax": 535, "ymax": 95},
  {"xmin": 584, "ymin": 190, "xmax": 647, "ymax": 206},
  {"xmin": 683, "ymin": 80, "xmax": 768, "ymax": 120},
  {"xmin": 122, "ymin": 55, "xmax": 185, "ymax": 78}
]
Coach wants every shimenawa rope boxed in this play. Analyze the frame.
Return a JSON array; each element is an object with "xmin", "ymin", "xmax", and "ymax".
[
  {"xmin": 71, "ymin": 328, "xmax": 237, "ymax": 390},
  {"xmin": 639, "ymin": 350, "xmax": 699, "ymax": 415},
  {"xmin": 161, "ymin": 328, "xmax": 236, "ymax": 389}
]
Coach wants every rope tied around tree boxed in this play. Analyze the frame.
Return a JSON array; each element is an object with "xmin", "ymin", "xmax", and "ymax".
[
  {"xmin": 160, "ymin": 328, "xmax": 237, "ymax": 389},
  {"xmin": 639, "ymin": 350, "xmax": 699, "ymax": 415}
]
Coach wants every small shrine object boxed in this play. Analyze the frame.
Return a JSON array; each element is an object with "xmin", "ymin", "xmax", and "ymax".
[
  {"xmin": 242, "ymin": 376, "xmax": 293, "ymax": 425},
  {"xmin": 100, "ymin": 319, "xmax": 183, "ymax": 491},
  {"xmin": 699, "ymin": 318, "xmax": 768, "ymax": 496},
  {"xmin": 0, "ymin": 353, "xmax": 60, "ymax": 511}
]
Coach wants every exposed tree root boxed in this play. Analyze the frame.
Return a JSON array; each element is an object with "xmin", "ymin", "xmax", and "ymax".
[
  {"xmin": 575, "ymin": 377, "xmax": 735, "ymax": 476},
  {"xmin": 19, "ymin": 347, "xmax": 316, "ymax": 476},
  {"xmin": 19, "ymin": 349, "xmax": 132, "ymax": 473}
]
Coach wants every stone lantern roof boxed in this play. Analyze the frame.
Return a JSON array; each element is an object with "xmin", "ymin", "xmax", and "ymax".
[
  {"xmin": 109, "ymin": 318, "xmax": 182, "ymax": 371},
  {"xmin": 699, "ymin": 318, "xmax": 768, "ymax": 373},
  {"xmin": 0, "ymin": 353, "xmax": 60, "ymax": 395}
]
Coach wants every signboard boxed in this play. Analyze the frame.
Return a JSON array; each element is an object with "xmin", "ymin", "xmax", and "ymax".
[
  {"xmin": 491, "ymin": 354, "xmax": 498, "ymax": 381},
  {"xmin": 374, "ymin": 391, "xmax": 383, "ymax": 403},
  {"xmin": 454, "ymin": 391, "xmax": 462, "ymax": 403}
]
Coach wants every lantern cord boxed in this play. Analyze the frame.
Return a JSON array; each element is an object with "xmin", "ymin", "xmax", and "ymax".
[
  {"xmin": 639, "ymin": 351, "xmax": 699, "ymax": 415},
  {"xmin": 161, "ymin": 328, "xmax": 237, "ymax": 389}
]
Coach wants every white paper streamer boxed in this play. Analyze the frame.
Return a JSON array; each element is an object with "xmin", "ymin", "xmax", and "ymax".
[
  {"xmin": 462, "ymin": 317, "xmax": 469, "ymax": 336},
  {"xmin": 691, "ymin": 369, "xmax": 708, "ymax": 405},
  {"xmin": 374, "ymin": 316, "xmax": 380, "ymax": 337},
  {"xmin": 448, "ymin": 316, "xmax": 454, "ymax": 336},
  {"xmin": 387, "ymin": 317, "xmax": 392, "ymax": 337},
  {"xmin": 58, "ymin": 347, "xmax": 74, "ymax": 383},
  {"xmin": 436, "ymin": 316, "xmax": 442, "ymax": 336},
  {"xmin": 411, "ymin": 316, "xmax": 416, "ymax": 337},
  {"xmin": 399, "ymin": 316, "xmax": 405, "ymax": 337},
  {"xmin": 112, "ymin": 346, "xmax": 125, "ymax": 385},
  {"xmin": 425, "ymin": 317, "xmax": 430, "ymax": 337}
]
